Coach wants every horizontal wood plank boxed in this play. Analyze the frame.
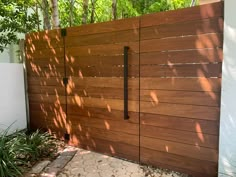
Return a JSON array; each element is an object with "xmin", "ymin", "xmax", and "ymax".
[
  {"xmin": 66, "ymin": 54, "xmax": 139, "ymax": 66},
  {"xmin": 140, "ymin": 136, "xmax": 218, "ymax": 162},
  {"xmin": 69, "ymin": 136, "xmax": 139, "ymax": 162},
  {"xmin": 140, "ymin": 147, "xmax": 217, "ymax": 177},
  {"xmin": 26, "ymin": 48, "xmax": 64, "ymax": 59},
  {"xmin": 140, "ymin": 113, "xmax": 219, "ymax": 135},
  {"xmin": 66, "ymin": 17, "xmax": 139, "ymax": 36},
  {"xmin": 68, "ymin": 77, "xmax": 139, "ymax": 89},
  {"xmin": 141, "ymin": 63, "xmax": 222, "ymax": 78},
  {"xmin": 69, "ymin": 125, "xmax": 139, "ymax": 147},
  {"xmin": 67, "ymin": 65, "xmax": 139, "ymax": 77},
  {"xmin": 67, "ymin": 96, "xmax": 139, "ymax": 112},
  {"xmin": 141, "ymin": 33, "xmax": 223, "ymax": 53},
  {"xmin": 68, "ymin": 115, "xmax": 138, "ymax": 135},
  {"xmin": 65, "ymin": 42, "xmax": 139, "ymax": 57},
  {"xmin": 141, "ymin": 17, "xmax": 223, "ymax": 40},
  {"xmin": 65, "ymin": 29, "xmax": 139, "ymax": 47},
  {"xmin": 140, "ymin": 90, "xmax": 220, "ymax": 106},
  {"xmin": 141, "ymin": 125, "xmax": 218, "ymax": 148},
  {"xmin": 140, "ymin": 78, "xmax": 221, "ymax": 92},
  {"xmin": 140, "ymin": 101, "xmax": 219, "ymax": 120},
  {"xmin": 140, "ymin": 48, "xmax": 223, "ymax": 64},
  {"xmin": 67, "ymin": 106, "xmax": 139, "ymax": 124},
  {"xmin": 141, "ymin": 1, "xmax": 223, "ymax": 27}
]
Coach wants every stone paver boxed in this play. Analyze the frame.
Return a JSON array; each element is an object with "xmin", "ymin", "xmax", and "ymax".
[{"xmin": 57, "ymin": 148, "xmax": 189, "ymax": 177}]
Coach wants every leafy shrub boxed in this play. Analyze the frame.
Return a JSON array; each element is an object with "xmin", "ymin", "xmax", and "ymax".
[{"xmin": 0, "ymin": 128, "xmax": 57, "ymax": 177}]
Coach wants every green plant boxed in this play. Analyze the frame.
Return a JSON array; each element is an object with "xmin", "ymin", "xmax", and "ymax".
[
  {"xmin": 0, "ymin": 128, "xmax": 57, "ymax": 177},
  {"xmin": 0, "ymin": 128, "xmax": 23, "ymax": 177}
]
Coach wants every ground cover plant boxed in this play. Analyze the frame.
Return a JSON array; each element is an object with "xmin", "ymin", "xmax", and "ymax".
[{"xmin": 0, "ymin": 128, "xmax": 58, "ymax": 177}]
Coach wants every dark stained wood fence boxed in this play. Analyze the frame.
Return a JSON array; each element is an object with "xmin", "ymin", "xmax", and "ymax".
[{"xmin": 25, "ymin": 2, "xmax": 223, "ymax": 177}]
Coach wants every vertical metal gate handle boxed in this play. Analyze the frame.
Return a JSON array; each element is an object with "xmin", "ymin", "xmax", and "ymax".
[{"xmin": 124, "ymin": 46, "xmax": 129, "ymax": 120}]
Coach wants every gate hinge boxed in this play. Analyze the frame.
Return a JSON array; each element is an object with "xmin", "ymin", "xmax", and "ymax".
[
  {"xmin": 63, "ymin": 77, "xmax": 68, "ymax": 86},
  {"xmin": 61, "ymin": 28, "xmax": 67, "ymax": 37}
]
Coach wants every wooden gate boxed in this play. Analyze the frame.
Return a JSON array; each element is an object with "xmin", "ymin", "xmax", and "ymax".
[
  {"xmin": 139, "ymin": 2, "xmax": 223, "ymax": 177},
  {"xmin": 25, "ymin": 2, "xmax": 223, "ymax": 177}
]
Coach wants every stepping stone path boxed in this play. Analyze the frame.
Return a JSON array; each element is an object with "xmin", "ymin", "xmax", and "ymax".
[
  {"xmin": 57, "ymin": 148, "xmax": 189, "ymax": 177},
  {"xmin": 25, "ymin": 147, "xmax": 77, "ymax": 177}
]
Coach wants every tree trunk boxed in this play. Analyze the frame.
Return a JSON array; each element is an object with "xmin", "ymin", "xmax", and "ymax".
[
  {"xmin": 69, "ymin": 0, "xmax": 74, "ymax": 27},
  {"xmin": 112, "ymin": 0, "xmax": 117, "ymax": 20},
  {"xmin": 82, "ymin": 0, "xmax": 89, "ymax": 24},
  {"xmin": 90, "ymin": 0, "xmax": 96, "ymax": 23},
  {"xmin": 42, "ymin": 0, "xmax": 51, "ymax": 30},
  {"xmin": 51, "ymin": 0, "xmax": 60, "ymax": 29}
]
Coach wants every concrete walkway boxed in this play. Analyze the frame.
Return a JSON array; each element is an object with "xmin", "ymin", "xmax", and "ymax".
[{"xmin": 57, "ymin": 148, "xmax": 188, "ymax": 177}]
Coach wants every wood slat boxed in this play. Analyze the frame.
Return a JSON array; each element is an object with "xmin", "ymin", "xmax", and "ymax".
[
  {"xmin": 140, "ymin": 113, "xmax": 219, "ymax": 135},
  {"xmin": 140, "ymin": 78, "xmax": 221, "ymax": 92},
  {"xmin": 66, "ymin": 17, "xmax": 139, "ymax": 36},
  {"xmin": 67, "ymin": 96, "xmax": 139, "ymax": 112},
  {"xmin": 67, "ymin": 106, "xmax": 139, "ymax": 124},
  {"xmin": 29, "ymin": 94, "xmax": 66, "ymax": 104},
  {"xmin": 27, "ymin": 67, "xmax": 65, "ymax": 77},
  {"xmin": 141, "ymin": 17, "xmax": 223, "ymax": 40},
  {"xmin": 28, "ymin": 85, "xmax": 65, "ymax": 95},
  {"xmin": 65, "ymin": 42, "xmax": 139, "ymax": 57},
  {"xmin": 140, "ymin": 101, "xmax": 219, "ymax": 120},
  {"xmin": 28, "ymin": 77, "xmax": 64, "ymax": 86},
  {"xmin": 140, "ymin": 136, "xmax": 218, "ymax": 162},
  {"xmin": 141, "ymin": 63, "xmax": 222, "ymax": 78},
  {"xmin": 140, "ymin": 90, "xmax": 220, "ymax": 106},
  {"xmin": 69, "ymin": 136, "xmax": 139, "ymax": 162},
  {"xmin": 141, "ymin": 1, "xmax": 223, "ymax": 27},
  {"xmin": 70, "ymin": 125, "xmax": 139, "ymax": 147},
  {"xmin": 68, "ymin": 115, "xmax": 138, "ymax": 135},
  {"xmin": 141, "ymin": 125, "xmax": 218, "ymax": 148},
  {"xmin": 67, "ymin": 87, "xmax": 139, "ymax": 101},
  {"xmin": 140, "ymin": 148, "xmax": 217, "ymax": 177},
  {"xmin": 66, "ymin": 54, "xmax": 139, "ymax": 66},
  {"xmin": 67, "ymin": 65, "xmax": 139, "ymax": 77},
  {"xmin": 25, "ymin": 29, "xmax": 62, "ymax": 41},
  {"xmin": 68, "ymin": 77, "xmax": 139, "ymax": 89},
  {"xmin": 26, "ymin": 48, "xmax": 64, "ymax": 59},
  {"xmin": 65, "ymin": 29, "xmax": 139, "ymax": 47},
  {"xmin": 140, "ymin": 48, "xmax": 223, "ymax": 64},
  {"xmin": 141, "ymin": 33, "xmax": 223, "ymax": 53}
]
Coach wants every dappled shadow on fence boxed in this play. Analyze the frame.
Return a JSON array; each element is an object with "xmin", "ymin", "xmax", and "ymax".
[{"xmin": 25, "ymin": 2, "xmax": 223, "ymax": 177}]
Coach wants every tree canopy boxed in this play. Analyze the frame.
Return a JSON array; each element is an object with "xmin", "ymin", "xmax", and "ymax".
[{"xmin": 0, "ymin": 0, "xmax": 197, "ymax": 52}]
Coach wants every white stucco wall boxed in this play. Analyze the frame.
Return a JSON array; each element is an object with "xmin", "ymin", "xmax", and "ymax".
[
  {"xmin": 218, "ymin": 0, "xmax": 236, "ymax": 176},
  {"xmin": 0, "ymin": 64, "xmax": 27, "ymax": 133}
]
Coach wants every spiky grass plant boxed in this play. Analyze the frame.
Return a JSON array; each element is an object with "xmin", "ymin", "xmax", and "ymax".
[{"xmin": 0, "ymin": 128, "xmax": 57, "ymax": 177}]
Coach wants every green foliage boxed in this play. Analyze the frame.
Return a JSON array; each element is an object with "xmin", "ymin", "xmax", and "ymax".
[
  {"xmin": 0, "ymin": 0, "xmax": 39, "ymax": 52},
  {"xmin": 0, "ymin": 128, "xmax": 57, "ymax": 177}
]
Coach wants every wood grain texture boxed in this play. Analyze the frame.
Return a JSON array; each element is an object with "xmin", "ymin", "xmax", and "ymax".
[
  {"xmin": 65, "ymin": 42, "xmax": 139, "ymax": 57},
  {"xmin": 69, "ymin": 136, "xmax": 139, "ymax": 162},
  {"xmin": 67, "ymin": 96, "xmax": 139, "ymax": 112},
  {"xmin": 141, "ymin": 17, "xmax": 223, "ymax": 40},
  {"xmin": 140, "ymin": 113, "xmax": 219, "ymax": 135},
  {"xmin": 140, "ymin": 147, "xmax": 218, "ymax": 177},
  {"xmin": 140, "ymin": 90, "xmax": 220, "ymax": 106},
  {"xmin": 140, "ymin": 77, "xmax": 221, "ymax": 92},
  {"xmin": 141, "ymin": 33, "xmax": 223, "ymax": 53},
  {"xmin": 140, "ymin": 136, "xmax": 218, "ymax": 162},
  {"xmin": 66, "ymin": 17, "xmax": 139, "ymax": 36},
  {"xmin": 141, "ymin": 124, "xmax": 218, "ymax": 149},
  {"xmin": 141, "ymin": 63, "xmax": 222, "ymax": 78},
  {"xmin": 67, "ymin": 106, "xmax": 139, "ymax": 124},
  {"xmin": 140, "ymin": 101, "xmax": 219, "ymax": 120},
  {"xmin": 65, "ymin": 29, "xmax": 139, "ymax": 47},
  {"xmin": 140, "ymin": 48, "xmax": 223, "ymax": 64},
  {"xmin": 141, "ymin": 1, "xmax": 223, "ymax": 27}
]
